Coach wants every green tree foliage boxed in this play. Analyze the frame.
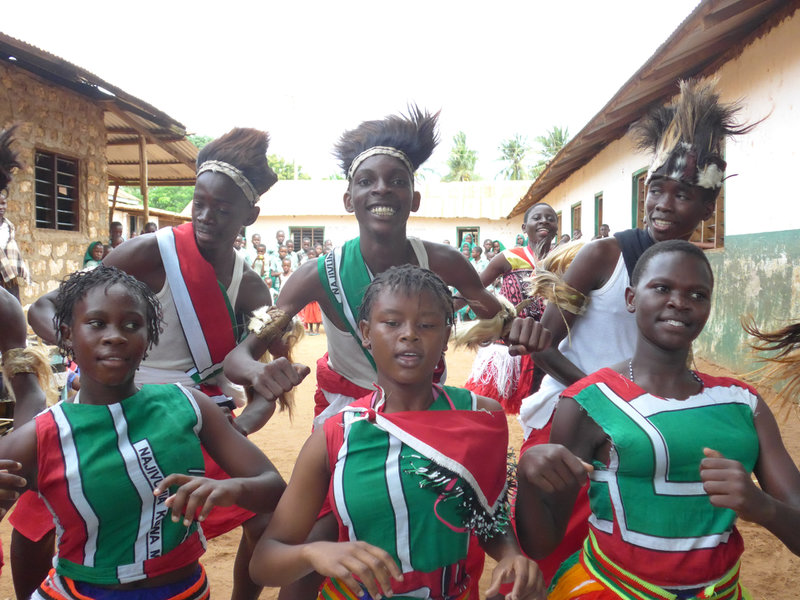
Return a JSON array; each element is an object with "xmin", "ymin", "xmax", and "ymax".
[
  {"xmin": 530, "ymin": 126, "xmax": 570, "ymax": 179},
  {"xmin": 498, "ymin": 134, "xmax": 531, "ymax": 180},
  {"xmin": 443, "ymin": 131, "xmax": 478, "ymax": 182},
  {"xmin": 268, "ymin": 154, "xmax": 311, "ymax": 180},
  {"xmin": 122, "ymin": 134, "xmax": 212, "ymax": 213}
]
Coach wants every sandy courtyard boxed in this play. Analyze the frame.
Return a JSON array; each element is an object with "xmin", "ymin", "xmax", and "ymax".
[{"xmin": 0, "ymin": 331, "xmax": 797, "ymax": 598}]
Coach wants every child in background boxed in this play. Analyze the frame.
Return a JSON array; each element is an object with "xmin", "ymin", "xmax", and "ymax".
[
  {"xmin": 250, "ymin": 265, "xmax": 545, "ymax": 600},
  {"xmin": 82, "ymin": 242, "xmax": 104, "ymax": 270},
  {"xmin": 298, "ymin": 249, "xmax": 323, "ymax": 336},
  {"xmin": 252, "ymin": 244, "xmax": 268, "ymax": 280}
]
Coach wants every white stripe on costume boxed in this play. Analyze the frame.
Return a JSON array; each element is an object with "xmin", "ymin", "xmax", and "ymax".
[
  {"xmin": 109, "ymin": 403, "xmax": 154, "ymax": 582},
  {"xmin": 333, "ymin": 411, "xmax": 357, "ymax": 543},
  {"xmin": 156, "ymin": 227, "xmax": 216, "ymax": 381},
  {"xmin": 595, "ymin": 382, "xmax": 733, "ymax": 551},
  {"xmin": 52, "ymin": 404, "xmax": 100, "ymax": 567},
  {"xmin": 386, "ymin": 435, "xmax": 413, "ymax": 572}
]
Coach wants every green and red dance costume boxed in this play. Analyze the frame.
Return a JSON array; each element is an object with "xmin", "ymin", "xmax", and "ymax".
[
  {"xmin": 321, "ymin": 385, "xmax": 511, "ymax": 600},
  {"xmin": 547, "ymin": 369, "xmax": 757, "ymax": 599},
  {"xmin": 30, "ymin": 384, "xmax": 211, "ymax": 599}
]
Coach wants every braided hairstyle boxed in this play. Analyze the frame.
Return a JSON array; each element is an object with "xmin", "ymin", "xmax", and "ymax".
[
  {"xmin": 359, "ymin": 264, "xmax": 454, "ymax": 327},
  {"xmin": 53, "ymin": 265, "xmax": 163, "ymax": 359}
]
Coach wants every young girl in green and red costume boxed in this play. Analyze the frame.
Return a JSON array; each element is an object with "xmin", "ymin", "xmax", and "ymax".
[
  {"xmin": 250, "ymin": 265, "xmax": 547, "ymax": 600},
  {"xmin": 516, "ymin": 241, "xmax": 800, "ymax": 599},
  {"xmin": 0, "ymin": 265, "xmax": 287, "ymax": 599},
  {"xmin": 25, "ymin": 128, "xmax": 308, "ymax": 600}
]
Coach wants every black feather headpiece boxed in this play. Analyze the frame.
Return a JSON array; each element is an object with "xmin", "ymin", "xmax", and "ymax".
[
  {"xmin": 334, "ymin": 106, "xmax": 439, "ymax": 179},
  {"xmin": 630, "ymin": 79, "xmax": 756, "ymax": 191}
]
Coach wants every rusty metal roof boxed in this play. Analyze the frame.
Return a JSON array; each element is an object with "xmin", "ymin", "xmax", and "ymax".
[
  {"xmin": 0, "ymin": 32, "xmax": 197, "ymax": 186},
  {"xmin": 509, "ymin": 0, "xmax": 799, "ymax": 217}
]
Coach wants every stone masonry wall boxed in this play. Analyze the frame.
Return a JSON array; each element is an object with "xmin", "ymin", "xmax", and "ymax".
[{"xmin": 0, "ymin": 62, "xmax": 108, "ymax": 305}]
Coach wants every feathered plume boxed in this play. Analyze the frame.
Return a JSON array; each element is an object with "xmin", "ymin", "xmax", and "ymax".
[
  {"xmin": 743, "ymin": 317, "xmax": 800, "ymax": 408},
  {"xmin": 334, "ymin": 105, "xmax": 439, "ymax": 175},
  {"xmin": 630, "ymin": 78, "xmax": 757, "ymax": 190}
]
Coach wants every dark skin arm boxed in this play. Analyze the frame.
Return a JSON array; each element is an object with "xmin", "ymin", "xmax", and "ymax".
[
  {"xmin": 532, "ymin": 238, "xmax": 621, "ymax": 386},
  {"xmin": 0, "ymin": 289, "xmax": 39, "ymax": 514},
  {"xmin": 155, "ymin": 388, "xmax": 286, "ymax": 524},
  {"xmin": 0, "ymin": 288, "xmax": 46, "ymax": 424},
  {"xmin": 479, "ymin": 252, "xmax": 512, "ymax": 288},
  {"xmin": 427, "ymin": 241, "xmax": 502, "ymax": 318},
  {"xmin": 472, "ymin": 396, "xmax": 545, "ymax": 600},
  {"xmin": 250, "ymin": 429, "xmax": 403, "ymax": 598},
  {"xmin": 515, "ymin": 397, "xmax": 601, "ymax": 559},
  {"xmin": 224, "ymin": 259, "xmax": 322, "ymax": 396},
  {"xmin": 700, "ymin": 396, "xmax": 800, "ymax": 556}
]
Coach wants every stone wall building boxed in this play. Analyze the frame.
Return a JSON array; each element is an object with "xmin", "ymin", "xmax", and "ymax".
[{"xmin": 0, "ymin": 32, "xmax": 197, "ymax": 305}]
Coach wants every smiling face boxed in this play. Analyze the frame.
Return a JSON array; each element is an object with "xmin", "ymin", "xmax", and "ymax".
[
  {"xmin": 192, "ymin": 172, "xmax": 259, "ymax": 251},
  {"xmin": 63, "ymin": 283, "xmax": 150, "ymax": 396},
  {"xmin": 524, "ymin": 204, "xmax": 558, "ymax": 246},
  {"xmin": 626, "ymin": 251, "xmax": 713, "ymax": 352},
  {"xmin": 344, "ymin": 154, "xmax": 420, "ymax": 235},
  {"xmin": 644, "ymin": 177, "xmax": 714, "ymax": 242},
  {"xmin": 359, "ymin": 288, "xmax": 450, "ymax": 390}
]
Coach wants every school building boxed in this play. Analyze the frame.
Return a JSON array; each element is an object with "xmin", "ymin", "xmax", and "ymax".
[{"xmin": 509, "ymin": 0, "xmax": 800, "ymax": 374}]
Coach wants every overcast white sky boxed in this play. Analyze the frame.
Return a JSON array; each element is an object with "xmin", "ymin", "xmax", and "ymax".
[{"xmin": 4, "ymin": 0, "xmax": 700, "ymax": 179}]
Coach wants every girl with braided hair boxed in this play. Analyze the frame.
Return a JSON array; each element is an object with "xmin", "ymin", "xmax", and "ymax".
[
  {"xmin": 0, "ymin": 265, "xmax": 286, "ymax": 599},
  {"xmin": 26, "ymin": 127, "xmax": 309, "ymax": 600},
  {"xmin": 251, "ymin": 265, "xmax": 546, "ymax": 600}
]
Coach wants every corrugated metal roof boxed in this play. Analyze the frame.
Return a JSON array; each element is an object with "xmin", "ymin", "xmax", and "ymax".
[
  {"xmin": 509, "ymin": 0, "xmax": 799, "ymax": 217},
  {"xmin": 0, "ymin": 31, "xmax": 197, "ymax": 186}
]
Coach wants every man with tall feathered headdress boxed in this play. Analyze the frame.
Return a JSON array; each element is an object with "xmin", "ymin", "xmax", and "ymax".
[{"xmin": 516, "ymin": 78, "xmax": 758, "ymax": 584}]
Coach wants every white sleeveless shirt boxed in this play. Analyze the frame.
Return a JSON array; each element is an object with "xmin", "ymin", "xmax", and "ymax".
[{"xmin": 519, "ymin": 253, "xmax": 637, "ymax": 437}]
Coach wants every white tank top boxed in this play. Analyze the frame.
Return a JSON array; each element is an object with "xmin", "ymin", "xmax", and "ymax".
[
  {"xmin": 138, "ymin": 251, "xmax": 245, "ymax": 377},
  {"xmin": 519, "ymin": 253, "xmax": 636, "ymax": 436},
  {"xmin": 322, "ymin": 237, "xmax": 430, "ymax": 389}
]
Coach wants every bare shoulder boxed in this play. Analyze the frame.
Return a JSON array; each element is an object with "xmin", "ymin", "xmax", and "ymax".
[
  {"xmin": 562, "ymin": 237, "xmax": 622, "ymax": 292},
  {"xmin": 423, "ymin": 241, "xmax": 471, "ymax": 283},
  {"xmin": 475, "ymin": 394, "xmax": 503, "ymax": 412},
  {"xmin": 103, "ymin": 235, "xmax": 164, "ymax": 290},
  {"xmin": 237, "ymin": 269, "xmax": 274, "ymax": 314}
]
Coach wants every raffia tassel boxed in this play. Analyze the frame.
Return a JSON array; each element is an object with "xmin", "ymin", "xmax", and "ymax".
[
  {"xmin": 523, "ymin": 240, "xmax": 588, "ymax": 317},
  {"xmin": 1, "ymin": 344, "xmax": 60, "ymax": 407},
  {"xmin": 451, "ymin": 296, "xmax": 518, "ymax": 350},
  {"xmin": 742, "ymin": 317, "xmax": 800, "ymax": 408},
  {"xmin": 405, "ymin": 453, "xmax": 512, "ymax": 542},
  {"xmin": 247, "ymin": 307, "xmax": 305, "ymax": 416}
]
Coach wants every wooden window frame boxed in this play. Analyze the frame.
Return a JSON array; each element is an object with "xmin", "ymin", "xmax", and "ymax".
[
  {"xmin": 35, "ymin": 150, "xmax": 79, "ymax": 231},
  {"xmin": 594, "ymin": 192, "xmax": 603, "ymax": 237},
  {"xmin": 570, "ymin": 201, "xmax": 582, "ymax": 237}
]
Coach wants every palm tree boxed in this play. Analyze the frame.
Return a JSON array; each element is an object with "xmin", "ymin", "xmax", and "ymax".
[
  {"xmin": 498, "ymin": 134, "xmax": 531, "ymax": 180},
  {"xmin": 443, "ymin": 131, "xmax": 477, "ymax": 182},
  {"xmin": 530, "ymin": 126, "xmax": 570, "ymax": 179}
]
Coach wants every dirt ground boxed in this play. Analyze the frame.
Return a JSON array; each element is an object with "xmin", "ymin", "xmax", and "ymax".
[{"xmin": 0, "ymin": 331, "xmax": 797, "ymax": 599}]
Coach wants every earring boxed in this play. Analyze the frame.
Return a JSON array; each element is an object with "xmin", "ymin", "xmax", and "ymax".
[{"xmin": 363, "ymin": 340, "xmax": 371, "ymax": 349}]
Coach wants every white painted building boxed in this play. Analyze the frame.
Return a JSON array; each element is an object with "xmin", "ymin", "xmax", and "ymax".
[{"xmin": 246, "ymin": 179, "xmax": 534, "ymax": 251}]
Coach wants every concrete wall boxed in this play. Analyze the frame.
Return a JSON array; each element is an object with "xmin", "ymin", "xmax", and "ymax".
[
  {"xmin": 1, "ymin": 63, "xmax": 107, "ymax": 304},
  {"xmin": 534, "ymin": 9, "xmax": 800, "ymax": 372}
]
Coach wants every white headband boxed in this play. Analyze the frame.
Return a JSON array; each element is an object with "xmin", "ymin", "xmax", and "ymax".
[
  {"xmin": 197, "ymin": 160, "xmax": 260, "ymax": 207},
  {"xmin": 346, "ymin": 146, "xmax": 415, "ymax": 181}
]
